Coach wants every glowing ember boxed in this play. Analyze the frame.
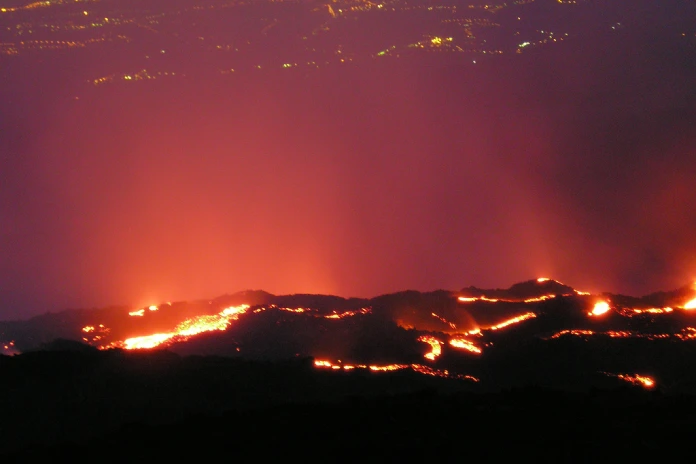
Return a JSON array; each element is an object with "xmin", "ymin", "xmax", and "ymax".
[
  {"xmin": 148, "ymin": 305, "xmax": 158, "ymax": 311},
  {"xmin": 684, "ymin": 298, "xmax": 696, "ymax": 310},
  {"xmin": 418, "ymin": 335, "xmax": 443, "ymax": 361},
  {"xmin": 488, "ymin": 312, "xmax": 536, "ymax": 331},
  {"xmin": 128, "ymin": 309, "xmax": 145, "ymax": 317},
  {"xmin": 537, "ymin": 277, "xmax": 550, "ymax": 282},
  {"xmin": 449, "ymin": 337, "xmax": 482, "ymax": 354},
  {"xmin": 589, "ymin": 301, "xmax": 610, "ymax": 317},
  {"xmin": 82, "ymin": 326, "xmax": 95, "ymax": 333}
]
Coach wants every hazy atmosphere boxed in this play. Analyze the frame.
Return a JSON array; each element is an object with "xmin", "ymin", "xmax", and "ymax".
[{"xmin": 1, "ymin": 0, "xmax": 695, "ymax": 319}]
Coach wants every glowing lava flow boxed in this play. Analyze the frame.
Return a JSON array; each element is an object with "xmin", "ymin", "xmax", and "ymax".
[
  {"xmin": 431, "ymin": 312, "xmax": 457, "ymax": 329},
  {"xmin": 589, "ymin": 301, "xmax": 610, "ymax": 317},
  {"xmin": 120, "ymin": 304, "xmax": 250, "ymax": 350},
  {"xmin": 85, "ymin": 305, "xmax": 374, "ymax": 350},
  {"xmin": 629, "ymin": 307, "xmax": 673, "ymax": 315},
  {"xmin": 602, "ymin": 372, "xmax": 655, "ymax": 389},
  {"xmin": 458, "ymin": 296, "xmax": 500, "ymax": 303},
  {"xmin": 313, "ymin": 359, "xmax": 479, "ymax": 382},
  {"xmin": 488, "ymin": 312, "xmax": 536, "ymax": 331},
  {"xmin": 685, "ymin": 298, "xmax": 696, "ymax": 310},
  {"xmin": 418, "ymin": 335, "xmax": 443, "ymax": 361},
  {"xmin": 323, "ymin": 308, "xmax": 371, "ymax": 319},
  {"xmin": 458, "ymin": 294, "xmax": 566, "ymax": 304},
  {"xmin": 449, "ymin": 337, "xmax": 482, "ymax": 354}
]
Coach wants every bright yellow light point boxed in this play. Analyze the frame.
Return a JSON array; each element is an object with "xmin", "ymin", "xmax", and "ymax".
[
  {"xmin": 537, "ymin": 277, "xmax": 550, "ymax": 282},
  {"xmin": 589, "ymin": 301, "xmax": 610, "ymax": 316},
  {"xmin": 148, "ymin": 305, "xmax": 158, "ymax": 311},
  {"xmin": 83, "ymin": 10, "xmax": 88, "ymax": 15},
  {"xmin": 431, "ymin": 37, "xmax": 442, "ymax": 45},
  {"xmin": 1, "ymin": 8, "xmax": 6, "ymax": 12}
]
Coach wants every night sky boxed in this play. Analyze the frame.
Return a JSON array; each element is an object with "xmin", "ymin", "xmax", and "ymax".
[{"xmin": 1, "ymin": 0, "xmax": 696, "ymax": 320}]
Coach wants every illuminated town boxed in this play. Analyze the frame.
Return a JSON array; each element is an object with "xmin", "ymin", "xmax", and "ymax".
[{"xmin": 2, "ymin": 0, "xmax": 693, "ymax": 89}]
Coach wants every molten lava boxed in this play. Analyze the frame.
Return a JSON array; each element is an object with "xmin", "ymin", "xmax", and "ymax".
[
  {"xmin": 458, "ymin": 296, "xmax": 500, "ymax": 303},
  {"xmin": 313, "ymin": 359, "xmax": 479, "ymax": 382},
  {"xmin": 323, "ymin": 308, "xmax": 371, "ymax": 319},
  {"xmin": 118, "ymin": 304, "xmax": 250, "ymax": 350},
  {"xmin": 589, "ymin": 301, "xmax": 610, "ymax": 317},
  {"xmin": 487, "ymin": 312, "xmax": 536, "ymax": 331},
  {"xmin": 431, "ymin": 312, "xmax": 457, "ymax": 329},
  {"xmin": 417, "ymin": 335, "xmax": 443, "ymax": 361},
  {"xmin": 449, "ymin": 337, "xmax": 482, "ymax": 354},
  {"xmin": 602, "ymin": 372, "xmax": 655, "ymax": 389}
]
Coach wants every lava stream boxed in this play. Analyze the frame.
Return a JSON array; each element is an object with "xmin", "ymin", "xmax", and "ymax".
[
  {"xmin": 119, "ymin": 304, "xmax": 250, "ymax": 350},
  {"xmin": 487, "ymin": 312, "xmax": 536, "ymax": 331},
  {"xmin": 449, "ymin": 337, "xmax": 482, "ymax": 354},
  {"xmin": 602, "ymin": 372, "xmax": 655, "ymax": 389},
  {"xmin": 418, "ymin": 335, "xmax": 443, "ymax": 361},
  {"xmin": 313, "ymin": 359, "xmax": 478, "ymax": 382}
]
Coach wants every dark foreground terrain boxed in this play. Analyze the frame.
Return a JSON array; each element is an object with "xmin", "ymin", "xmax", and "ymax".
[{"xmin": 1, "ymin": 346, "xmax": 695, "ymax": 461}]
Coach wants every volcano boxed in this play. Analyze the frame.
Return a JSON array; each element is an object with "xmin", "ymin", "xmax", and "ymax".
[
  {"xmin": 3, "ymin": 278, "xmax": 696, "ymax": 459},
  {"xmin": 3, "ymin": 278, "xmax": 696, "ymax": 392}
]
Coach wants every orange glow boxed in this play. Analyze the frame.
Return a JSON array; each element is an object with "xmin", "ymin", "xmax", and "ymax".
[
  {"xmin": 82, "ymin": 326, "xmax": 95, "ymax": 333},
  {"xmin": 417, "ymin": 335, "xmax": 443, "ymax": 361},
  {"xmin": 128, "ymin": 309, "xmax": 145, "ymax": 317},
  {"xmin": 589, "ymin": 301, "xmax": 610, "ymax": 316},
  {"xmin": 487, "ymin": 312, "xmax": 536, "ymax": 330},
  {"xmin": 684, "ymin": 298, "xmax": 696, "ymax": 310},
  {"xmin": 148, "ymin": 305, "xmax": 158, "ymax": 311},
  {"xmin": 449, "ymin": 337, "xmax": 482, "ymax": 354},
  {"xmin": 537, "ymin": 277, "xmax": 550, "ymax": 282}
]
